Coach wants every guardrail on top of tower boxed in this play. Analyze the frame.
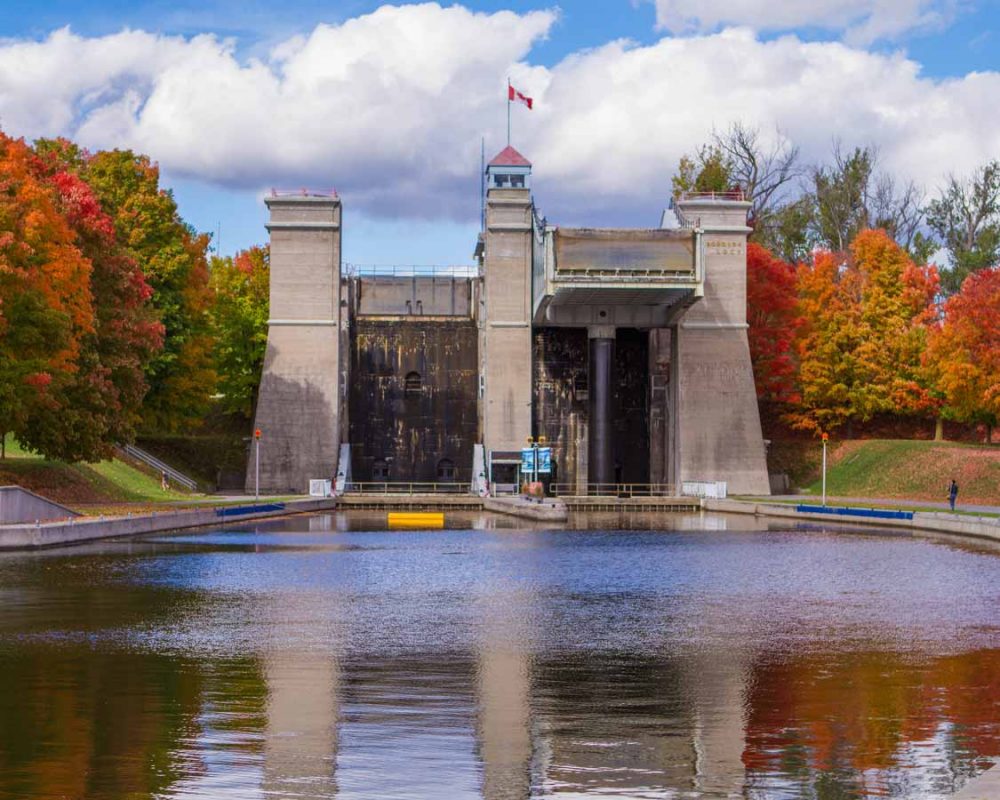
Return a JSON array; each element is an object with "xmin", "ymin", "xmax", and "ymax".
[
  {"xmin": 675, "ymin": 189, "xmax": 746, "ymax": 201},
  {"xmin": 345, "ymin": 264, "xmax": 480, "ymax": 278},
  {"xmin": 269, "ymin": 188, "xmax": 339, "ymax": 198}
]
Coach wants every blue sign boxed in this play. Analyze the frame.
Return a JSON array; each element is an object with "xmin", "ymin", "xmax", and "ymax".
[
  {"xmin": 537, "ymin": 447, "xmax": 552, "ymax": 474},
  {"xmin": 520, "ymin": 448, "xmax": 535, "ymax": 473},
  {"xmin": 520, "ymin": 447, "xmax": 553, "ymax": 475}
]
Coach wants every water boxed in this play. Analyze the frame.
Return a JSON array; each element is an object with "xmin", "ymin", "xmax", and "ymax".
[{"xmin": 0, "ymin": 511, "xmax": 998, "ymax": 799}]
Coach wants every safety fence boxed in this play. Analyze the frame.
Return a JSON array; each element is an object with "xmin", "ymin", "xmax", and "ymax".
[
  {"xmin": 549, "ymin": 483, "xmax": 677, "ymax": 498},
  {"xmin": 345, "ymin": 264, "xmax": 479, "ymax": 278},
  {"xmin": 345, "ymin": 482, "xmax": 473, "ymax": 495}
]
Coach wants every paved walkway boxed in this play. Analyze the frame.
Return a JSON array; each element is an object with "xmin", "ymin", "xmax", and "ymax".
[{"xmin": 757, "ymin": 495, "xmax": 1000, "ymax": 516}]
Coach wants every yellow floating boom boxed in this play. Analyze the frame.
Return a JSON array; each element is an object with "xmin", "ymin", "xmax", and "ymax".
[{"xmin": 387, "ymin": 512, "xmax": 445, "ymax": 529}]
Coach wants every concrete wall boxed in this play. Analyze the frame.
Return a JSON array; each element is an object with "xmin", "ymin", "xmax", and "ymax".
[
  {"xmin": 0, "ymin": 486, "xmax": 78, "ymax": 524},
  {"xmin": 481, "ymin": 188, "xmax": 534, "ymax": 459},
  {"xmin": 672, "ymin": 199, "xmax": 770, "ymax": 495},
  {"xmin": 349, "ymin": 319, "xmax": 479, "ymax": 482},
  {"xmin": 354, "ymin": 276, "xmax": 472, "ymax": 317},
  {"xmin": 250, "ymin": 196, "xmax": 343, "ymax": 493}
]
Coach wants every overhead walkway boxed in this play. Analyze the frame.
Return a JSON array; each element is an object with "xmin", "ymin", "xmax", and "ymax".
[{"xmin": 531, "ymin": 223, "xmax": 704, "ymax": 329}]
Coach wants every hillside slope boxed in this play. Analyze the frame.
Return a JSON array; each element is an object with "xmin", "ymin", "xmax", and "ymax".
[
  {"xmin": 793, "ymin": 439, "xmax": 1000, "ymax": 504},
  {"xmin": 0, "ymin": 436, "xmax": 193, "ymax": 507}
]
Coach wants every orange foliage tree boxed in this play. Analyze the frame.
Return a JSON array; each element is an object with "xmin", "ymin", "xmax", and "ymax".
[
  {"xmin": 746, "ymin": 242, "xmax": 801, "ymax": 405},
  {"xmin": 18, "ymin": 139, "xmax": 164, "ymax": 460},
  {"xmin": 925, "ymin": 266, "xmax": 1000, "ymax": 439},
  {"xmin": 0, "ymin": 133, "xmax": 94, "ymax": 453},
  {"xmin": 790, "ymin": 229, "xmax": 939, "ymax": 434}
]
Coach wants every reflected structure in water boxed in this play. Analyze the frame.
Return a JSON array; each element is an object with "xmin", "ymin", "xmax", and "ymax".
[{"xmin": 0, "ymin": 514, "xmax": 998, "ymax": 798}]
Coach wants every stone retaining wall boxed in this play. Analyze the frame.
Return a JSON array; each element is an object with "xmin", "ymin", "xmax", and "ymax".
[{"xmin": 0, "ymin": 498, "xmax": 339, "ymax": 550}]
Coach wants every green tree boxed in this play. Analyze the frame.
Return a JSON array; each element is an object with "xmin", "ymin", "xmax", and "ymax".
[
  {"xmin": 210, "ymin": 245, "xmax": 269, "ymax": 419},
  {"xmin": 925, "ymin": 161, "xmax": 1000, "ymax": 294},
  {"xmin": 672, "ymin": 144, "xmax": 733, "ymax": 197},
  {"xmin": 82, "ymin": 149, "xmax": 216, "ymax": 431}
]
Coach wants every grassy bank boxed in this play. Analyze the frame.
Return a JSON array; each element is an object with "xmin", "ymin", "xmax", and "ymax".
[
  {"xmin": 786, "ymin": 439, "xmax": 1000, "ymax": 504},
  {"xmin": 1, "ymin": 434, "xmax": 193, "ymax": 508}
]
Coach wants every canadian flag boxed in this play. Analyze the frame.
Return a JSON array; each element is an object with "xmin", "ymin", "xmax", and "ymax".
[{"xmin": 508, "ymin": 83, "xmax": 533, "ymax": 109}]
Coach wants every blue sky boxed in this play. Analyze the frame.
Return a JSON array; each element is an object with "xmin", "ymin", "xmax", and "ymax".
[{"xmin": 1, "ymin": 1, "xmax": 998, "ymax": 264}]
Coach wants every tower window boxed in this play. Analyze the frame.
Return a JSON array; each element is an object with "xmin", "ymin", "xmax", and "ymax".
[
  {"xmin": 404, "ymin": 371, "xmax": 422, "ymax": 397},
  {"xmin": 437, "ymin": 459, "xmax": 456, "ymax": 482},
  {"xmin": 510, "ymin": 174, "xmax": 525, "ymax": 188}
]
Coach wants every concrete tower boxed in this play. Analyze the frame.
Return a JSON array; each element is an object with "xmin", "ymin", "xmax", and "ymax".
[
  {"xmin": 480, "ymin": 146, "xmax": 534, "ymax": 476},
  {"xmin": 249, "ymin": 192, "xmax": 343, "ymax": 493},
  {"xmin": 673, "ymin": 196, "xmax": 770, "ymax": 495}
]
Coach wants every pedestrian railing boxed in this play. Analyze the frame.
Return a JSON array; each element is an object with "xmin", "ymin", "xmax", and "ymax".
[
  {"xmin": 550, "ymin": 483, "xmax": 676, "ymax": 498},
  {"xmin": 118, "ymin": 444, "xmax": 198, "ymax": 491},
  {"xmin": 345, "ymin": 264, "xmax": 479, "ymax": 278},
  {"xmin": 345, "ymin": 482, "xmax": 473, "ymax": 495}
]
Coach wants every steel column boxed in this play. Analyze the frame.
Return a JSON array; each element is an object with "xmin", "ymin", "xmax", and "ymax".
[{"xmin": 588, "ymin": 327, "xmax": 615, "ymax": 489}]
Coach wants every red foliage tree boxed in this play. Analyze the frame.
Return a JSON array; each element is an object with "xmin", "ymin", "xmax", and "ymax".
[
  {"xmin": 0, "ymin": 132, "xmax": 94, "ymax": 453},
  {"xmin": 746, "ymin": 242, "xmax": 801, "ymax": 405},
  {"xmin": 20, "ymin": 139, "xmax": 164, "ymax": 459}
]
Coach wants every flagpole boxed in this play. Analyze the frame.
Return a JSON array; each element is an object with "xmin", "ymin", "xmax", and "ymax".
[{"xmin": 506, "ymin": 77, "xmax": 511, "ymax": 146}]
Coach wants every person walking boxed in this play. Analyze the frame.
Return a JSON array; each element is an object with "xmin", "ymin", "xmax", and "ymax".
[
  {"xmin": 161, "ymin": 470, "xmax": 169, "ymax": 492},
  {"xmin": 948, "ymin": 479, "xmax": 958, "ymax": 511}
]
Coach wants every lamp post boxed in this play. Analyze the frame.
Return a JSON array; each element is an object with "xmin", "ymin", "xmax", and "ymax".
[
  {"xmin": 821, "ymin": 432, "xmax": 828, "ymax": 507},
  {"xmin": 254, "ymin": 428, "xmax": 261, "ymax": 502}
]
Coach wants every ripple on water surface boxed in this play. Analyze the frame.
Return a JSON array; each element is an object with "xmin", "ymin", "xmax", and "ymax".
[{"xmin": 0, "ymin": 512, "xmax": 998, "ymax": 799}]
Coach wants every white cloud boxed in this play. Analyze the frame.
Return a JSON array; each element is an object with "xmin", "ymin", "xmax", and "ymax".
[
  {"xmin": 1, "ymin": 4, "xmax": 999, "ymax": 227},
  {"xmin": 649, "ymin": 0, "xmax": 958, "ymax": 44}
]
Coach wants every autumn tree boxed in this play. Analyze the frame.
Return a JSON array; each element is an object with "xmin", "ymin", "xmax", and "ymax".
[
  {"xmin": 19, "ymin": 139, "xmax": 164, "ymax": 460},
  {"xmin": 791, "ymin": 229, "xmax": 938, "ymax": 434},
  {"xmin": 82, "ymin": 149, "xmax": 216, "ymax": 431},
  {"xmin": 925, "ymin": 161, "xmax": 1000, "ymax": 294},
  {"xmin": 746, "ymin": 242, "xmax": 801, "ymax": 405},
  {"xmin": 210, "ymin": 245, "xmax": 269, "ymax": 419},
  {"xmin": 0, "ymin": 133, "xmax": 98, "ymax": 455},
  {"xmin": 925, "ymin": 267, "xmax": 1000, "ymax": 440}
]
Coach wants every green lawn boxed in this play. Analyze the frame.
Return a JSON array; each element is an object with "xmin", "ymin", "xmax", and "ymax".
[
  {"xmin": 1, "ymin": 434, "xmax": 193, "ymax": 504},
  {"xmin": 799, "ymin": 439, "xmax": 1000, "ymax": 504}
]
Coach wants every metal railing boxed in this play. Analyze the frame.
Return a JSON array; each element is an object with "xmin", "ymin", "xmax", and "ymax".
[
  {"xmin": 345, "ymin": 264, "xmax": 479, "ymax": 278},
  {"xmin": 550, "ymin": 483, "xmax": 676, "ymax": 498},
  {"xmin": 270, "ymin": 188, "xmax": 338, "ymax": 198},
  {"xmin": 345, "ymin": 482, "xmax": 473, "ymax": 495},
  {"xmin": 676, "ymin": 189, "xmax": 746, "ymax": 201},
  {"xmin": 117, "ymin": 444, "xmax": 198, "ymax": 491}
]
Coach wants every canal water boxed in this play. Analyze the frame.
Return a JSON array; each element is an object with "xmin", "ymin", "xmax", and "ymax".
[{"xmin": 0, "ymin": 511, "xmax": 998, "ymax": 799}]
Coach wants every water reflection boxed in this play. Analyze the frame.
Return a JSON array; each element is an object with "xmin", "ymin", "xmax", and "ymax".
[{"xmin": 0, "ymin": 514, "xmax": 998, "ymax": 798}]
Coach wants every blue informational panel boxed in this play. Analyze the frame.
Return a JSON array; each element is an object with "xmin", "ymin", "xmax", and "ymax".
[
  {"xmin": 521, "ymin": 448, "xmax": 535, "ymax": 473},
  {"xmin": 521, "ymin": 447, "xmax": 552, "ymax": 475},
  {"xmin": 537, "ymin": 447, "xmax": 552, "ymax": 474}
]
